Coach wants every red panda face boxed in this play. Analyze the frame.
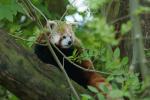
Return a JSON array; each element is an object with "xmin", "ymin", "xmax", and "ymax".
[
  {"xmin": 47, "ymin": 21, "xmax": 75, "ymax": 48},
  {"xmin": 60, "ymin": 33, "xmax": 74, "ymax": 48}
]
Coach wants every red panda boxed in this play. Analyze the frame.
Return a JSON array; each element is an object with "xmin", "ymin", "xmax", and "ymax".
[{"xmin": 34, "ymin": 21, "xmax": 109, "ymax": 92}]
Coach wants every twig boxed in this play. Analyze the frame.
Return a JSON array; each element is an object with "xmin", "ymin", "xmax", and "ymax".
[
  {"xmin": 63, "ymin": 57, "xmax": 65, "ymax": 68},
  {"xmin": 59, "ymin": 7, "xmax": 68, "ymax": 21},
  {"xmin": 44, "ymin": 33, "xmax": 80, "ymax": 100},
  {"xmin": 8, "ymin": 33, "xmax": 46, "ymax": 46},
  {"xmin": 52, "ymin": 44, "xmax": 121, "ymax": 76},
  {"xmin": 26, "ymin": 0, "xmax": 48, "ymax": 22},
  {"xmin": 26, "ymin": 0, "xmax": 44, "ymax": 29},
  {"xmin": 59, "ymin": 0, "xmax": 76, "ymax": 21},
  {"xmin": 105, "ymin": 0, "xmax": 114, "ymax": 19},
  {"xmin": 110, "ymin": 14, "xmax": 130, "ymax": 24},
  {"xmin": 20, "ymin": 0, "xmax": 36, "ymax": 20}
]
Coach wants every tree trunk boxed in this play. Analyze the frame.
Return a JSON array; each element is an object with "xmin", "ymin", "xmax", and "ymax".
[{"xmin": 0, "ymin": 30, "xmax": 87, "ymax": 100}]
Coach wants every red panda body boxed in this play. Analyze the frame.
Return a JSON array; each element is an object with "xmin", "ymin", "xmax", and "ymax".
[
  {"xmin": 34, "ymin": 21, "xmax": 107, "ymax": 90},
  {"xmin": 35, "ymin": 44, "xmax": 91, "ymax": 88}
]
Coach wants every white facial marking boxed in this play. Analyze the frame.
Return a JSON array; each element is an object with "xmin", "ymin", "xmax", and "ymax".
[
  {"xmin": 50, "ymin": 34, "xmax": 60, "ymax": 44},
  {"xmin": 61, "ymin": 36, "xmax": 72, "ymax": 48}
]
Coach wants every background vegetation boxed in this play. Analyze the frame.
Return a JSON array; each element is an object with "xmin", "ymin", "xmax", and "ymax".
[{"xmin": 0, "ymin": 0, "xmax": 150, "ymax": 100}]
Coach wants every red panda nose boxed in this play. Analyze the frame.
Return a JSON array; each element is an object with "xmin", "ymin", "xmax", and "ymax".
[{"xmin": 68, "ymin": 41, "xmax": 72, "ymax": 45}]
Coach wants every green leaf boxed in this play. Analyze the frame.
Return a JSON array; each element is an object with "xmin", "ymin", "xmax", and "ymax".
[
  {"xmin": 106, "ymin": 48, "xmax": 113, "ymax": 61},
  {"xmin": 115, "ymin": 76, "xmax": 125, "ymax": 83},
  {"xmin": 9, "ymin": 95, "xmax": 19, "ymax": 100},
  {"xmin": 121, "ymin": 21, "xmax": 132, "ymax": 34},
  {"xmin": 87, "ymin": 0, "xmax": 110, "ymax": 9},
  {"xmin": 113, "ymin": 48, "xmax": 120, "ymax": 59},
  {"xmin": 87, "ymin": 86, "xmax": 99, "ymax": 93},
  {"xmin": 0, "ymin": 5, "xmax": 13, "ymax": 21},
  {"xmin": 0, "ymin": 0, "xmax": 24, "ymax": 21},
  {"xmin": 27, "ymin": 36, "xmax": 36, "ymax": 47},
  {"xmin": 72, "ymin": 49, "xmax": 78, "ymax": 57},
  {"xmin": 111, "ymin": 83, "xmax": 119, "ymax": 89},
  {"xmin": 98, "ymin": 83, "xmax": 109, "ymax": 93},
  {"xmin": 97, "ymin": 93, "xmax": 105, "ymax": 100},
  {"xmin": 0, "ymin": 0, "xmax": 10, "ymax": 4},
  {"xmin": 27, "ymin": 36, "xmax": 36, "ymax": 42},
  {"xmin": 71, "ymin": 96, "xmax": 76, "ymax": 100},
  {"xmin": 81, "ymin": 94, "xmax": 92, "ymax": 100},
  {"xmin": 109, "ymin": 89, "xmax": 124, "ymax": 98},
  {"xmin": 135, "ymin": 6, "xmax": 150, "ymax": 15},
  {"xmin": 107, "ymin": 76, "xmax": 114, "ymax": 82},
  {"xmin": 121, "ymin": 57, "xmax": 128, "ymax": 65},
  {"xmin": 67, "ymin": 4, "xmax": 77, "ymax": 14}
]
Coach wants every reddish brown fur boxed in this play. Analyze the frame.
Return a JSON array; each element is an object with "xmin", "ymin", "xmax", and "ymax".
[
  {"xmin": 80, "ymin": 59, "xmax": 110, "ymax": 93},
  {"xmin": 35, "ymin": 21, "xmax": 110, "ymax": 94}
]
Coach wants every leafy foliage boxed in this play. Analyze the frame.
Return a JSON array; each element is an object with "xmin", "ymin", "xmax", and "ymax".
[
  {"xmin": 0, "ymin": 0, "xmax": 149, "ymax": 100},
  {"xmin": 0, "ymin": 85, "xmax": 19, "ymax": 100},
  {"xmin": 136, "ymin": 6, "xmax": 150, "ymax": 15},
  {"xmin": 86, "ymin": 0, "xmax": 111, "ymax": 10},
  {"xmin": 121, "ymin": 21, "xmax": 132, "ymax": 35},
  {"xmin": 0, "ymin": 0, "xmax": 24, "ymax": 21}
]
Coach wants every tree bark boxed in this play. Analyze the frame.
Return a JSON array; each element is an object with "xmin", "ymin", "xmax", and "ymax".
[{"xmin": 0, "ymin": 30, "xmax": 87, "ymax": 100}]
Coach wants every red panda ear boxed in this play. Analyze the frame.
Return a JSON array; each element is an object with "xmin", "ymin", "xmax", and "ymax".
[{"xmin": 47, "ymin": 20, "xmax": 57, "ymax": 30}]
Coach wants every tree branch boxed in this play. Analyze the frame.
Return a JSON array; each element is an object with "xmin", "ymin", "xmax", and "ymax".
[{"xmin": 129, "ymin": 0, "xmax": 148, "ymax": 79}]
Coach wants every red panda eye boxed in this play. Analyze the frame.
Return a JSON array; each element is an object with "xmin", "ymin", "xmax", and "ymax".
[{"xmin": 63, "ymin": 36, "xmax": 66, "ymax": 39}]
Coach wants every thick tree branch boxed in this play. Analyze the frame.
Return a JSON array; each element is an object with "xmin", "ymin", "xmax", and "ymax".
[{"xmin": 0, "ymin": 30, "xmax": 87, "ymax": 100}]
